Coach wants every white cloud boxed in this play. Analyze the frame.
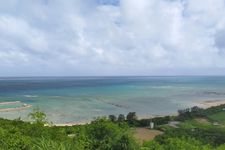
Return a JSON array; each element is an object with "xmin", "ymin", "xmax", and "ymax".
[{"xmin": 0, "ymin": 0, "xmax": 225, "ymax": 76}]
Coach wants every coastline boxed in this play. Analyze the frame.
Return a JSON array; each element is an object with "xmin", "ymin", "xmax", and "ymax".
[
  {"xmin": 1, "ymin": 99, "xmax": 225, "ymax": 126},
  {"xmin": 54, "ymin": 121, "xmax": 90, "ymax": 126},
  {"xmin": 194, "ymin": 99, "xmax": 225, "ymax": 109},
  {"xmin": 54, "ymin": 99, "xmax": 225, "ymax": 126}
]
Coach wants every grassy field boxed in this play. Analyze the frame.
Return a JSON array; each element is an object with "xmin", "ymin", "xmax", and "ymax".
[{"xmin": 208, "ymin": 112, "xmax": 225, "ymax": 125}]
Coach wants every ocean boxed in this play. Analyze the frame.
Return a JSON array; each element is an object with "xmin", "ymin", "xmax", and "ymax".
[{"xmin": 0, "ymin": 76, "xmax": 225, "ymax": 124}]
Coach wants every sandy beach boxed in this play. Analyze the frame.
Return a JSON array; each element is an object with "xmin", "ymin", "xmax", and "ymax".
[
  {"xmin": 195, "ymin": 99, "xmax": 225, "ymax": 109},
  {"xmin": 54, "ymin": 120, "xmax": 90, "ymax": 126}
]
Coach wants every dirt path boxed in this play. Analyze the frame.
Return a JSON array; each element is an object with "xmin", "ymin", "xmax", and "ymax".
[{"xmin": 134, "ymin": 128, "xmax": 163, "ymax": 143}]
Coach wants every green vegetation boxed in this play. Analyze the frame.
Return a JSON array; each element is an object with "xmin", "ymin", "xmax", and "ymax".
[
  {"xmin": 28, "ymin": 107, "xmax": 48, "ymax": 124},
  {"xmin": 141, "ymin": 137, "xmax": 213, "ymax": 150},
  {"xmin": 208, "ymin": 112, "xmax": 225, "ymax": 124},
  {"xmin": 0, "ymin": 117, "xmax": 138, "ymax": 150},
  {"xmin": 108, "ymin": 112, "xmax": 171, "ymax": 128},
  {"xmin": 146, "ymin": 104, "xmax": 225, "ymax": 149},
  {"xmin": 1, "ymin": 104, "xmax": 225, "ymax": 149}
]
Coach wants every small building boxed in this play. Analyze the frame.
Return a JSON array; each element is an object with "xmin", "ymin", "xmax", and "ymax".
[{"xmin": 149, "ymin": 122, "xmax": 154, "ymax": 129}]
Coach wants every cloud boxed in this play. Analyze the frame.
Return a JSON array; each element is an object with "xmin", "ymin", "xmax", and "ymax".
[
  {"xmin": 0, "ymin": 0, "xmax": 225, "ymax": 76},
  {"xmin": 215, "ymin": 30, "xmax": 225, "ymax": 53}
]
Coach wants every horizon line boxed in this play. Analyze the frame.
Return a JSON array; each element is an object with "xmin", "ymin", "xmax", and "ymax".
[{"xmin": 0, "ymin": 75, "xmax": 225, "ymax": 78}]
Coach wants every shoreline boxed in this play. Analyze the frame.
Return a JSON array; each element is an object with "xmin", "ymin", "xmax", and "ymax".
[
  {"xmin": 54, "ymin": 121, "xmax": 90, "ymax": 126},
  {"xmin": 1, "ymin": 99, "xmax": 225, "ymax": 126},
  {"xmin": 55, "ymin": 99, "xmax": 225, "ymax": 126},
  {"xmin": 194, "ymin": 99, "xmax": 225, "ymax": 109}
]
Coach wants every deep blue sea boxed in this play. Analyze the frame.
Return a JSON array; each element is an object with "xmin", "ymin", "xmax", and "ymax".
[{"xmin": 0, "ymin": 76, "xmax": 225, "ymax": 124}]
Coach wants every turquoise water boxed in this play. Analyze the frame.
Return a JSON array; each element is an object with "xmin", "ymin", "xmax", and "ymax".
[
  {"xmin": 0, "ymin": 76, "xmax": 225, "ymax": 124},
  {"xmin": 0, "ymin": 103, "xmax": 23, "ymax": 109}
]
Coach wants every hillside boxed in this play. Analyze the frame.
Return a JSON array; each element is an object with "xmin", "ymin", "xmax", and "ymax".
[{"xmin": 1, "ymin": 105, "xmax": 225, "ymax": 149}]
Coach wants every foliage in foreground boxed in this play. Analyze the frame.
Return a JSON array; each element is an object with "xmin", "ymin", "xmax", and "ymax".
[
  {"xmin": 0, "ymin": 117, "xmax": 139, "ymax": 150},
  {"xmin": 141, "ymin": 137, "xmax": 225, "ymax": 150},
  {"xmin": 141, "ymin": 137, "xmax": 212, "ymax": 150},
  {"xmin": 1, "ymin": 104, "xmax": 225, "ymax": 150}
]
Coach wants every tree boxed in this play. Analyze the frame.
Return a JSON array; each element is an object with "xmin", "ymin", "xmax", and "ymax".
[
  {"xmin": 28, "ymin": 108, "xmax": 48, "ymax": 124},
  {"xmin": 75, "ymin": 118, "xmax": 139, "ymax": 150},
  {"xmin": 126, "ymin": 112, "xmax": 137, "ymax": 121},
  {"xmin": 108, "ymin": 115, "xmax": 117, "ymax": 122},
  {"xmin": 118, "ymin": 114, "xmax": 125, "ymax": 122},
  {"xmin": 126, "ymin": 112, "xmax": 137, "ymax": 126}
]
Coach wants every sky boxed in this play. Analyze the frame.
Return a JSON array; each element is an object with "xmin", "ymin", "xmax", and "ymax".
[{"xmin": 0, "ymin": 0, "xmax": 225, "ymax": 76}]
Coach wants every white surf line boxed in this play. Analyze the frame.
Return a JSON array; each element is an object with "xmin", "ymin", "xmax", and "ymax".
[
  {"xmin": 0, "ymin": 101, "xmax": 32, "ymax": 112},
  {"xmin": 0, "ymin": 104, "xmax": 32, "ymax": 112},
  {"xmin": 0, "ymin": 101, "xmax": 21, "ymax": 105}
]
